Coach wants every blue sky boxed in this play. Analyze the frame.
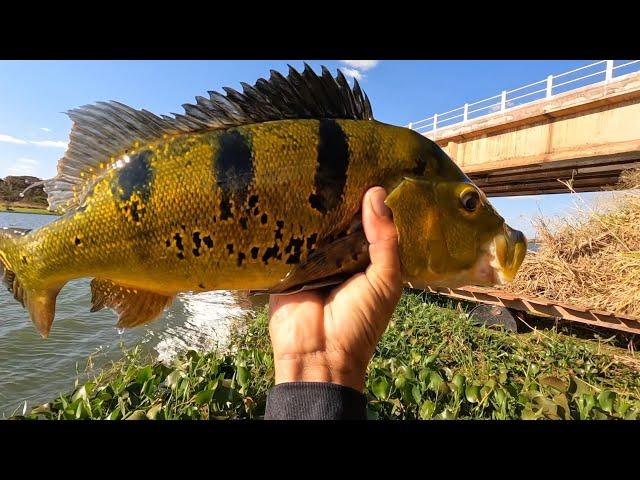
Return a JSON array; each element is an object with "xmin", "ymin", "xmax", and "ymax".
[{"xmin": 0, "ymin": 60, "xmax": 615, "ymax": 237}]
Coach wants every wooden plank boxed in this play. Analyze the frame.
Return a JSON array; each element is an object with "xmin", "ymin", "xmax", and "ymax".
[{"xmin": 426, "ymin": 285, "xmax": 640, "ymax": 335}]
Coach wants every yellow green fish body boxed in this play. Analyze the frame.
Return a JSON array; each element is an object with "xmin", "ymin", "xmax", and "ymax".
[{"xmin": 0, "ymin": 64, "xmax": 527, "ymax": 337}]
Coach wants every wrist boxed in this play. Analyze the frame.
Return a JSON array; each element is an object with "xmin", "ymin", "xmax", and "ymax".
[{"xmin": 274, "ymin": 353, "xmax": 367, "ymax": 392}]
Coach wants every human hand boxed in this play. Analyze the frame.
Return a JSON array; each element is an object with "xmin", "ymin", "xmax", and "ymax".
[{"xmin": 268, "ymin": 186, "xmax": 403, "ymax": 392}]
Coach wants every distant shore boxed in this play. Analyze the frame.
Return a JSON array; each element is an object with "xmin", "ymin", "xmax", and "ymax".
[{"xmin": 0, "ymin": 204, "xmax": 58, "ymax": 216}]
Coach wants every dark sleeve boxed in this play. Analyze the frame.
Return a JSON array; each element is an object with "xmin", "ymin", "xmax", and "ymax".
[{"xmin": 264, "ymin": 382, "xmax": 368, "ymax": 420}]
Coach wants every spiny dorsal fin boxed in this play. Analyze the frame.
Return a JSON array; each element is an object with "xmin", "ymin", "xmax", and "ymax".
[{"xmin": 44, "ymin": 63, "xmax": 374, "ymax": 213}]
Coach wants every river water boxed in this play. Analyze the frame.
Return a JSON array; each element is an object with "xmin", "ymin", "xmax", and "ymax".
[{"xmin": 0, "ymin": 212, "xmax": 260, "ymax": 417}]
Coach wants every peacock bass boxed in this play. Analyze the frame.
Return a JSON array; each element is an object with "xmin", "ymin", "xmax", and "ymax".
[{"xmin": 0, "ymin": 64, "xmax": 527, "ymax": 337}]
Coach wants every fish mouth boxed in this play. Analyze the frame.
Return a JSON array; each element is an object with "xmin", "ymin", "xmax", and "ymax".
[{"xmin": 488, "ymin": 224, "xmax": 527, "ymax": 285}]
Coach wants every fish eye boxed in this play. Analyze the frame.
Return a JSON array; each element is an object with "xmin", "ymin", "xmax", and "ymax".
[{"xmin": 460, "ymin": 189, "xmax": 480, "ymax": 212}]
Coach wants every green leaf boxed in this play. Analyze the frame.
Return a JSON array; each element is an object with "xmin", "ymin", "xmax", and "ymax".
[
  {"xmin": 237, "ymin": 366, "xmax": 250, "ymax": 388},
  {"xmin": 451, "ymin": 374, "xmax": 466, "ymax": 393},
  {"xmin": 411, "ymin": 385, "xmax": 422, "ymax": 405},
  {"xmin": 465, "ymin": 385, "xmax": 481, "ymax": 403},
  {"xmin": 540, "ymin": 376, "xmax": 568, "ymax": 393},
  {"xmin": 428, "ymin": 371, "xmax": 444, "ymax": 393},
  {"xmin": 164, "ymin": 370, "xmax": 184, "ymax": 390},
  {"xmin": 597, "ymin": 390, "xmax": 616, "ymax": 414},
  {"xmin": 125, "ymin": 410, "xmax": 148, "ymax": 420},
  {"xmin": 195, "ymin": 389, "xmax": 214, "ymax": 405},
  {"xmin": 146, "ymin": 403, "xmax": 162, "ymax": 420},
  {"xmin": 371, "ymin": 377, "xmax": 391, "ymax": 400},
  {"xmin": 420, "ymin": 400, "xmax": 436, "ymax": 420}
]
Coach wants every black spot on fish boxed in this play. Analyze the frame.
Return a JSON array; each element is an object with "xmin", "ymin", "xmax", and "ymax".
[
  {"xmin": 22, "ymin": 256, "xmax": 28, "ymax": 265},
  {"xmin": 262, "ymin": 245, "xmax": 280, "ymax": 264},
  {"xmin": 130, "ymin": 200, "xmax": 142, "ymax": 222},
  {"xmin": 261, "ymin": 213, "xmax": 268, "ymax": 225},
  {"xmin": 253, "ymin": 207, "xmax": 260, "ymax": 216},
  {"xmin": 249, "ymin": 195, "xmax": 259, "ymax": 208},
  {"xmin": 174, "ymin": 233, "xmax": 184, "ymax": 251},
  {"xmin": 113, "ymin": 150, "xmax": 153, "ymax": 201},
  {"xmin": 203, "ymin": 236, "xmax": 213, "ymax": 249},
  {"xmin": 251, "ymin": 247, "xmax": 259, "ymax": 259},
  {"xmin": 214, "ymin": 129, "xmax": 254, "ymax": 217},
  {"xmin": 239, "ymin": 217, "xmax": 248, "ymax": 230},
  {"xmin": 412, "ymin": 156, "xmax": 428, "ymax": 176},
  {"xmin": 237, "ymin": 252, "xmax": 246, "ymax": 267},
  {"xmin": 306, "ymin": 233, "xmax": 318, "ymax": 251},
  {"xmin": 193, "ymin": 232, "xmax": 202, "ymax": 249},
  {"xmin": 220, "ymin": 199, "xmax": 233, "ymax": 221},
  {"xmin": 74, "ymin": 237, "xmax": 82, "ymax": 246},
  {"xmin": 181, "ymin": 225, "xmax": 186, "ymax": 231},
  {"xmin": 309, "ymin": 119, "xmax": 349, "ymax": 214},
  {"xmin": 286, "ymin": 253, "xmax": 301, "ymax": 264},
  {"xmin": 227, "ymin": 243, "xmax": 234, "ymax": 255},
  {"xmin": 165, "ymin": 239, "xmax": 171, "ymax": 248},
  {"xmin": 177, "ymin": 252, "xmax": 185, "ymax": 260},
  {"xmin": 199, "ymin": 283, "xmax": 206, "ymax": 289},
  {"xmin": 193, "ymin": 248, "xmax": 201, "ymax": 257},
  {"xmin": 275, "ymin": 221, "xmax": 284, "ymax": 240}
]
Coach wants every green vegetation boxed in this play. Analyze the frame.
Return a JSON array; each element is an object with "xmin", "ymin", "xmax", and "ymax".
[{"xmin": 15, "ymin": 292, "xmax": 640, "ymax": 420}]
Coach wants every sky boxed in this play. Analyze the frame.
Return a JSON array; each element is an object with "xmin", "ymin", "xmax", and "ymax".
[{"xmin": 0, "ymin": 59, "xmax": 620, "ymax": 237}]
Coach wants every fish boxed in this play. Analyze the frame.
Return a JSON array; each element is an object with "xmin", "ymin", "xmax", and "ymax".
[{"xmin": 0, "ymin": 63, "xmax": 527, "ymax": 338}]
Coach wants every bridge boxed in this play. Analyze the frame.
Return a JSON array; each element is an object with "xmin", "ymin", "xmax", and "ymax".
[{"xmin": 408, "ymin": 60, "xmax": 640, "ymax": 197}]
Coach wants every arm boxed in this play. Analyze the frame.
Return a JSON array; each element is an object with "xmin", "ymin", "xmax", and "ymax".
[{"xmin": 265, "ymin": 187, "xmax": 402, "ymax": 420}]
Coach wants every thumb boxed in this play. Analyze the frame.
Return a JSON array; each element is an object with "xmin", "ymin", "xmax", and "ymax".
[{"xmin": 362, "ymin": 187, "xmax": 402, "ymax": 302}]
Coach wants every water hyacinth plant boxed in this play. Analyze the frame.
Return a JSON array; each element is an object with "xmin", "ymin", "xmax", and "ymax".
[{"xmin": 15, "ymin": 292, "xmax": 640, "ymax": 420}]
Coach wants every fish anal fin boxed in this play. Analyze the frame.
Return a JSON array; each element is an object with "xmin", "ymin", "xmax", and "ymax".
[
  {"xmin": 90, "ymin": 278, "xmax": 174, "ymax": 329},
  {"xmin": 270, "ymin": 229, "xmax": 370, "ymax": 295}
]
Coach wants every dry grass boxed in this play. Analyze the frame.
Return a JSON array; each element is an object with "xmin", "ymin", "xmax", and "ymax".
[{"xmin": 503, "ymin": 169, "xmax": 640, "ymax": 318}]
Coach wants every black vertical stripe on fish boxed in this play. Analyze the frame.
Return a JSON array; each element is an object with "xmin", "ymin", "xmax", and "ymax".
[
  {"xmin": 308, "ymin": 119, "xmax": 349, "ymax": 214},
  {"xmin": 214, "ymin": 129, "xmax": 254, "ymax": 219},
  {"xmin": 112, "ymin": 150, "xmax": 154, "ymax": 201}
]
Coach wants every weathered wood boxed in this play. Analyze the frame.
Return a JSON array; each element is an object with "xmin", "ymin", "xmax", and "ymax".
[{"xmin": 427, "ymin": 286, "xmax": 640, "ymax": 335}]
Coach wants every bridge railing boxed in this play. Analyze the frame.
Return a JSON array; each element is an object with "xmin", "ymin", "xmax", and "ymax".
[{"xmin": 407, "ymin": 60, "xmax": 640, "ymax": 136}]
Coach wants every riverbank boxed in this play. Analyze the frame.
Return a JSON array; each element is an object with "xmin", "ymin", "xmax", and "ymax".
[
  {"xmin": 0, "ymin": 204, "xmax": 57, "ymax": 215},
  {"xmin": 15, "ymin": 291, "xmax": 640, "ymax": 420}
]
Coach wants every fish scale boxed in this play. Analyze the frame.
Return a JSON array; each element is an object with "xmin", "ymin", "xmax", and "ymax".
[{"xmin": 0, "ymin": 64, "xmax": 528, "ymax": 337}]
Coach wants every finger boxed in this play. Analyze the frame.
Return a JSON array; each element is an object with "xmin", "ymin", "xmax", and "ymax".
[{"xmin": 361, "ymin": 187, "xmax": 402, "ymax": 301}]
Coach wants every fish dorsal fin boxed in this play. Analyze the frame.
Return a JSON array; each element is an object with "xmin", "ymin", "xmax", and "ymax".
[{"xmin": 44, "ymin": 63, "xmax": 374, "ymax": 213}]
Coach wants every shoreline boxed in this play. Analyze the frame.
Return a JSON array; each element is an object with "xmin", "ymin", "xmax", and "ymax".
[{"xmin": 0, "ymin": 205, "xmax": 58, "ymax": 216}]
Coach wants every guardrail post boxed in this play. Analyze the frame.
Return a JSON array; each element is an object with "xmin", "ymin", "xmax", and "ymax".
[
  {"xmin": 408, "ymin": 122, "xmax": 413, "ymax": 130},
  {"xmin": 500, "ymin": 91, "xmax": 507, "ymax": 112},
  {"xmin": 605, "ymin": 60, "xmax": 614, "ymax": 82},
  {"xmin": 433, "ymin": 113, "xmax": 438, "ymax": 132},
  {"xmin": 546, "ymin": 75, "xmax": 553, "ymax": 98},
  {"xmin": 463, "ymin": 103, "xmax": 468, "ymax": 122}
]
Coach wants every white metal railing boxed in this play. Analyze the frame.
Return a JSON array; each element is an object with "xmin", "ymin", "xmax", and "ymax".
[{"xmin": 407, "ymin": 60, "xmax": 640, "ymax": 135}]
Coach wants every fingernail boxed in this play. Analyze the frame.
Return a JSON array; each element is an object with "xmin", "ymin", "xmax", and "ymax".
[{"xmin": 369, "ymin": 187, "xmax": 391, "ymax": 218}]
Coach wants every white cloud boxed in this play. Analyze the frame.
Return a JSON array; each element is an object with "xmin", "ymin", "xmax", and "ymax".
[
  {"xmin": 0, "ymin": 133, "xmax": 67, "ymax": 149},
  {"xmin": 340, "ymin": 60, "xmax": 379, "ymax": 71},
  {"xmin": 7, "ymin": 158, "xmax": 39, "ymax": 176},
  {"xmin": 40, "ymin": 127, "xmax": 52, "ymax": 133},
  {"xmin": 29, "ymin": 140, "xmax": 67, "ymax": 148},
  {"xmin": 0, "ymin": 134, "xmax": 28, "ymax": 145},
  {"xmin": 17, "ymin": 157, "xmax": 38, "ymax": 165},
  {"xmin": 339, "ymin": 67, "xmax": 363, "ymax": 81}
]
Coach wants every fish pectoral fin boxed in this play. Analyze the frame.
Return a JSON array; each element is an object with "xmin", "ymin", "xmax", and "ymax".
[
  {"xmin": 269, "ymin": 228, "xmax": 370, "ymax": 295},
  {"xmin": 90, "ymin": 278, "xmax": 174, "ymax": 328}
]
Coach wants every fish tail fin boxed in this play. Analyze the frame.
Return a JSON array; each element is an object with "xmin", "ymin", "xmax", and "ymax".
[{"xmin": 0, "ymin": 227, "xmax": 62, "ymax": 338}]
